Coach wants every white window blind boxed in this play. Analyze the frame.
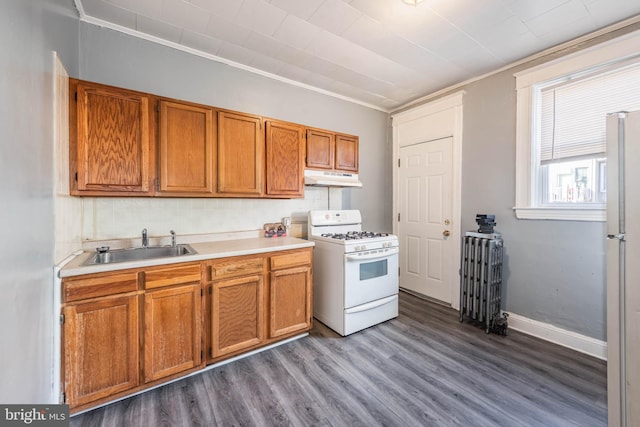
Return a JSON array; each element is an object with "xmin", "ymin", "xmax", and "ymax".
[{"xmin": 539, "ymin": 62, "xmax": 640, "ymax": 163}]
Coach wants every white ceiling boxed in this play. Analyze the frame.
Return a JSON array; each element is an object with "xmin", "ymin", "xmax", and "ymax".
[{"xmin": 75, "ymin": 0, "xmax": 640, "ymax": 111}]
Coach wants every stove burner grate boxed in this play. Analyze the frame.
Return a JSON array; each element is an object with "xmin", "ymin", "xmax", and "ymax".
[{"xmin": 321, "ymin": 231, "xmax": 391, "ymax": 240}]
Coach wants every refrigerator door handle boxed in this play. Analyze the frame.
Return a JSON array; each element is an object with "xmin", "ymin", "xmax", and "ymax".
[{"xmin": 607, "ymin": 233, "xmax": 626, "ymax": 241}]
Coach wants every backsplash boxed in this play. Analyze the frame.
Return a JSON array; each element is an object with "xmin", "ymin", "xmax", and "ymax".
[{"xmin": 81, "ymin": 186, "xmax": 342, "ymax": 242}]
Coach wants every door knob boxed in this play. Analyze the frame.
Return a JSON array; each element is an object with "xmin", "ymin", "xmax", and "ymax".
[{"xmin": 443, "ymin": 230, "xmax": 451, "ymax": 237}]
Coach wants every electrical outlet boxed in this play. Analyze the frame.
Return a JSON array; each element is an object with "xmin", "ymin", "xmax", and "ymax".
[{"xmin": 282, "ymin": 217, "xmax": 291, "ymax": 228}]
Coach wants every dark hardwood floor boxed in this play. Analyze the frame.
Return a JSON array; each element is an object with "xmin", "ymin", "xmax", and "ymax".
[{"xmin": 70, "ymin": 291, "xmax": 607, "ymax": 427}]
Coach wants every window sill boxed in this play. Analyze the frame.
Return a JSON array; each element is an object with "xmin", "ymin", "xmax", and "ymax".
[{"xmin": 513, "ymin": 207, "xmax": 605, "ymax": 222}]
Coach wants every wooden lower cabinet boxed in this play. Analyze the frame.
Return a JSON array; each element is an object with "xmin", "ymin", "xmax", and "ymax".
[
  {"xmin": 62, "ymin": 249, "xmax": 312, "ymax": 411},
  {"xmin": 61, "ymin": 262, "xmax": 202, "ymax": 412},
  {"xmin": 63, "ymin": 293, "xmax": 140, "ymax": 408},
  {"xmin": 269, "ymin": 265, "xmax": 312, "ymax": 338},
  {"xmin": 143, "ymin": 283, "xmax": 202, "ymax": 382},
  {"xmin": 206, "ymin": 248, "xmax": 313, "ymax": 363},
  {"xmin": 211, "ymin": 274, "xmax": 265, "ymax": 358}
]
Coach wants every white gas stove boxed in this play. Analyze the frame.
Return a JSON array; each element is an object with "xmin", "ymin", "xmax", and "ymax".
[{"xmin": 308, "ymin": 210, "xmax": 399, "ymax": 336}]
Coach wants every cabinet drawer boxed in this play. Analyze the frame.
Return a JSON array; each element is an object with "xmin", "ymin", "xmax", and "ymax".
[
  {"xmin": 63, "ymin": 272, "xmax": 140, "ymax": 302},
  {"xmin": 208, "ymin": 257, "xmax": 264, "ymax": 281},
  {"xmin": 144, "ymin": 263, "xmax": 201, "ymax": 289},
  {"xmin": 270, "ymin": 250, "xmax": 312, "ymax": 270}
]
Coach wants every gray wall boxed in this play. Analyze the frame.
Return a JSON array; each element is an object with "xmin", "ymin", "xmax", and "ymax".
[
  {"xmin": 447, "ymin": 24, "xmax": 639, "ymax": 341},
  {"xmin": 0, "ymin": 0, "xmax": 79, "ymax": 403},
  {"xmin": 460, "ymin": 70, "xmax": 606, "ymax": 340},
  {"xmin": 78, "ymin": 24, "xmax": 392, "ymax": 232}
]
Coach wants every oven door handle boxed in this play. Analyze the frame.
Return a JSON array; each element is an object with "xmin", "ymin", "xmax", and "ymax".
[{"xmin": 345, "ymin": 248, "xmax": 399, "ymax": 262}]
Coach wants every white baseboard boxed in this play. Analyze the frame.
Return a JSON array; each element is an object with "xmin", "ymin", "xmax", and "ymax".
[{"xmin": 506, "ymin": 312, "xmax": 607, "ymax": 361}]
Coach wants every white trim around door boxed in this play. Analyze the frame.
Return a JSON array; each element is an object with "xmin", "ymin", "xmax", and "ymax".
[{"xmin": 392, "ymin": 91, "xmax": 464, "ymax": 309}]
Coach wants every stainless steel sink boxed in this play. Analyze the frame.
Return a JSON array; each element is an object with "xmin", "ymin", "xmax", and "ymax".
[{"xmin": 82, "ymin": 244, "xmax": 197, "ymax": 266}]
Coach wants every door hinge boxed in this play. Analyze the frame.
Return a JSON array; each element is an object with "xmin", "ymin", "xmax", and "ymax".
[
  {"xmin": 201, "ymin": 350, "xmax": 203, "ymax": 360},
  {"xmin": 200, "ymin": 288, "xmax": 203, "ymax": 297},
  {"xmin": 61, "ymin": 392, "xmax": 66, "ymax": 404},
  {"xmin": 74, "ymin": 92, "xmax": 77, "ymax": 102},
  {"xmin": 209, "ymin": 286, "xmax": 212, "ymax": 295},
  {"xmin": 398, "ymin": 158, "xmax": 400, "ymax": 167},
  {"xmin": 74, "ymin": 172, "xmax": 78, "ymax": 182},
  {"xmin": 59, "ymin": 314, "xmax": 65, "ymax": 325},
  {"xmin": 398, "ymin": 267, "xmax": 400, "ymax": 277},
  {"xmin": 397, "ymin": 213, "xmax": 400, "ymax": 222},
  {"xmin": 156, "ymin": 102, "xmax": 160, "ymax": 113}
]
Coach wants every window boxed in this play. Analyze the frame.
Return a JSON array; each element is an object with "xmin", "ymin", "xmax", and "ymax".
[{"xmin": 514, "ymin": 30, "xmax": 640, "ymax": 221}]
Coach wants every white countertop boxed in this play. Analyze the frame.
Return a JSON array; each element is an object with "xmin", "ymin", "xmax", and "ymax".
[{"xmin": 60, "ymin": 236, "xmax": 314, "ymax": 278}]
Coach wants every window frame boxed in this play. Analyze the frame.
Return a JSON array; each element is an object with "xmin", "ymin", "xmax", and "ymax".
[{"xmin": 513, "ymin": 30, "xmax": 640, "ymax": 221}]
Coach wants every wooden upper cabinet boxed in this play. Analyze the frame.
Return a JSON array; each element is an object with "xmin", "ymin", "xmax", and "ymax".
[
  {"xmin": 265, "ymin": 121, "xmax": 304, "ymax": 198},
  {"xmin": 158, "ymin": 100, "xmax": 215, "ymax": 195},
  {"xmin": 306, "ymin": 128, "xmax": 335, "ymax": 170},
  {"xmin": 71, "ymin": 79, "xmax": 153, "ymax": 195},
  {"xmin": 217, "ymin": 111, "xmax": 263, "ymax": 196},
  {"xmin": 68, "ymin": 79, "xmax": 359, "ymax": 198},
  {"xmin": 306, "ymin": 128, "xmax": 359, "ymax": 173},
  {"xmin": 335, "ymin": 134, "xmax": 359, "ymax": 172}
]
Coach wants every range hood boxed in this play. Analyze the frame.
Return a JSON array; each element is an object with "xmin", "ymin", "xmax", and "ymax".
[{"xmin": 304, "ymin": 169, "xmax": 363, "ymax": 187}]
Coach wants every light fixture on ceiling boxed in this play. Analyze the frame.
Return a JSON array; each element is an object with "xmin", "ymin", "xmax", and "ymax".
[{"xmin": 402, "ymin": 0, "xmax": 424, "ymax": 5}]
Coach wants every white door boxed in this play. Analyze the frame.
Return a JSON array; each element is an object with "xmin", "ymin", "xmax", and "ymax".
[{"xmin": 398, "ymin": 138, "xmax": 453, "ymax": 303}]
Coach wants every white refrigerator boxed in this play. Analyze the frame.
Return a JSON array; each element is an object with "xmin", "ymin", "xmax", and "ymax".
[{"xmin": 607, "ymin": 110, "xmax": 640, "ymax": 427}]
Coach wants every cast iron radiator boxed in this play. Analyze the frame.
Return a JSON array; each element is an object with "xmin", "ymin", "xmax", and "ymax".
[{"xmin": 459, "ymin": 232, "xmax": 507, "ymax": 334}]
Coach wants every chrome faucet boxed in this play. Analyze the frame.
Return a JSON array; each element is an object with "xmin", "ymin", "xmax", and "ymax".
[
  {"xmin": 170, "ymin": 230, "xmax": 176, "ymax": 247},
  {"xmin": 142, "ymin": 228, "xmax": 148, "ymax": 248}
]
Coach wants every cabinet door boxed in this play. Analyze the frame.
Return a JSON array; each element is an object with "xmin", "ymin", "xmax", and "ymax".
[
  {"xmin": 306, "ymin": 128, "xmax": 334, "ymax": 170},
  {"xmin": 269, "ymin": 265, "xmax": 312, "ymax": 338},
  {"xmin": 144, "ymin": 284, "xmax": 202, "ymax": 382},
  {"xmin": 265, "ymin": 121, "xmax": 304, "ymax": 197},
  {"xmin": 74, "ymin": 81, "xmax": 152, "ymax": 194},
  {"xmin": 217, "ymin": 111, "xmax": 263, "ymax": 195},
  {"xmin": 63, "ymin": 294, "xmax": 139, "ymax": 408},
  {"xmin": 211, "ymin": 274, "xmax": 264, "ymax": 358},
  {"xmin": 335, "ymin": 134, "xmax": 359, "ymax": 172},
  {"xmin": 158, "ymin": 100, "xmax": 215, "ymax": 194}
]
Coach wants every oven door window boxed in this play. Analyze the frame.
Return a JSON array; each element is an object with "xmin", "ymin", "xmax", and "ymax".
[
  {"xmin": 360, "ymin": 259, "xmax": 388, "ymax": 281},
  {"xmin": 344, "ymin": 251, "xmax": 398, "ymax": 309}
]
